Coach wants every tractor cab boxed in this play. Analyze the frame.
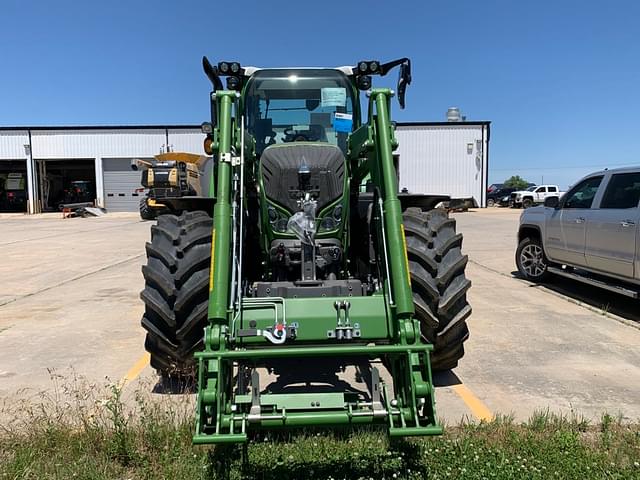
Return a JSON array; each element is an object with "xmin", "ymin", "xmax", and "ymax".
[{"xmin": 243, "ymin": 69, "xmax": 357, "ymax": 154}]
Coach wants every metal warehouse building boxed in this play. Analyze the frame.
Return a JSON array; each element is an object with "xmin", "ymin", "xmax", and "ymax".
[{"xmin": 0, "ymin": 121, "xmax": 489, "ymax": 214}]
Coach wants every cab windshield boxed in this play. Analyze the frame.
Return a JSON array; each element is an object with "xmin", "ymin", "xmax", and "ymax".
[{"xmin": 244, "ymin": 69, "xmax": 355, "ymax": 154}]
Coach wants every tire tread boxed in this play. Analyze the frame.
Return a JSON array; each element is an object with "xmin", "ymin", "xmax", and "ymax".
[
  {"xmin": 403, "ymin": 208, "xmax": 471, "ymax": 371},
  {"xmin": 140, "ymin": 210, "xmax": 212, "ymax": 376}
]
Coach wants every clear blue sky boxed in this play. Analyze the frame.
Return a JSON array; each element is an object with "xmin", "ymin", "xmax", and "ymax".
[{"xmin": 1, "ymin": 0, "xmax": 639, "ymax": 189}]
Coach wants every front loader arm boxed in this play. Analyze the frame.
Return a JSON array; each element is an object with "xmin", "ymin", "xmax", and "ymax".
[
  {"xmin": 349, "ymin": 89, "xmax": 415, "ymax": 324},
  {"xmin": 207, "ymin": 91, "xmax": 237, "ymax": 325}
]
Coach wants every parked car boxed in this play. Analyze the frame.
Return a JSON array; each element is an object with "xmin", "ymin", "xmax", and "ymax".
[
  {"xmin": 487, "ymin": 187, "xmax": 516, "ymax": 207},
  {"xmin": 516, "ymin": 167, "xmax": 640, "ymax": 298},
  {"xmin": 510, "ymin": 184, "xmax": 564, "ymax": 208},
  {"xmin": 487, "ymin": 183, "xmax": 504, "ymax": 193}
]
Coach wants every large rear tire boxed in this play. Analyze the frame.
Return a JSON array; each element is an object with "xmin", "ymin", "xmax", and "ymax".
[
  {"xmin": 403, "ymin": 208, "xmax": 472, "ymax": 371},
  {"xmin": 140, "ymin": 211, "xmax": 212, "ymax": 376}
]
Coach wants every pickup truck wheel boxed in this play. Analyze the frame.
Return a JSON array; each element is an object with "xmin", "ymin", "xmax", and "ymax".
[
  {"xmin": 522, "ymin": 198, "xmax": 533, "ymax": 209},
  {"xmin": 487, "ymin": 198, "xmax": 495, "ymax": 207},
  {"xmin": 516, "ymin": 237, "xmax": 549, "ymax": 281}
]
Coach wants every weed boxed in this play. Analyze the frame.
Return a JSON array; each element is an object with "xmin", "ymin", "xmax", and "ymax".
[{"xmin": 1, "ymin": 377, "xmax": 639, "ymax": 479}]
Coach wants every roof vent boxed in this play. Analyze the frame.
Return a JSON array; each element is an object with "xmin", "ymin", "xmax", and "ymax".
[{"xmin": 447, "ymin": 107, "xmax": 466, "ymax": 122}]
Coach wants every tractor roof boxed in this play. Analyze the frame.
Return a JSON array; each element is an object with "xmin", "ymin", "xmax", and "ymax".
[{"xmin": 242, "ymin": 66, "xmax": 355, "ymax": 76}]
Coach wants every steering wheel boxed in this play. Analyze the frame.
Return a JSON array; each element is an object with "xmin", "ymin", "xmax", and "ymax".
[{"xmin": 283, "ymin": 127, "xmax": 314, "ymax": 142}]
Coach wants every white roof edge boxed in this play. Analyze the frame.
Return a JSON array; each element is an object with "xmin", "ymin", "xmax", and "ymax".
[
  {"xmin": 242, "ymin": 66, "xmax": 261, "ymax": 76},
  {"xmin": 242, "ymin": 66, "xmax": 354, "ymax": 76},
  {"xmin": 335, "ymin": 66, "xmax": 355, "ymax": 75}
]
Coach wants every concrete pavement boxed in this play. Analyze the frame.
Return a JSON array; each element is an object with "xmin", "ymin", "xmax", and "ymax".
[{"xmin": 1, "ymin": 208, "xmax": 639, "ymax": 425}]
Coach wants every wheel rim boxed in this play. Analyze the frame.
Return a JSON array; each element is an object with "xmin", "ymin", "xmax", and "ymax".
[{"xmin": 520, "ymin": 244, "xmax": 546, "ymax": 277}]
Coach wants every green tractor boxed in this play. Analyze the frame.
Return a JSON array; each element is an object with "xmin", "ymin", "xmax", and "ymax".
[{"xmin": 139, "ymin": 57, "xmax": 471, "ymax": 443}]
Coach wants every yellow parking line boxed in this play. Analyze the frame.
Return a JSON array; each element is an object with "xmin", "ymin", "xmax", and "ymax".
[
  {"xmin": 451, "ymin": 383, "xmax": 493, "ymax": 421},
  {"xmin": 119, "ymin": 352, "xmax": 150, "ymax": 388}
]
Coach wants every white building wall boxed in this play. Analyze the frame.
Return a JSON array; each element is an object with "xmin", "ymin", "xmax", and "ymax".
[
  {"xmin": 1, "ymin": 124, "xmax": 489, "ymax": 212},
  {"xmin": 395, "ymin": 124, "xmax": 488, "ymax": 207},
  {"xmin": 167, "ymin": 129, "xmax": 205, "ymax": 154},
  {"xmin": 30, "ymin": 129, "xmax": 168, "ymax": 159},
  {"xmin": 0, "ymin": 130, "xmax": 29, "ymax": 159}
]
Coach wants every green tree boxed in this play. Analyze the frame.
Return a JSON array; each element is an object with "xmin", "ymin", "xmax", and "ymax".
[{"xmin": 503, "ymin": 175, "xmax": 529, "ymax": 190}]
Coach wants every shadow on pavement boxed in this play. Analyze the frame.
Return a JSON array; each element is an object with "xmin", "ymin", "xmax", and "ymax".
[
  {"xmin": 432, "ymin": 369, "xmax": 462, "ymax": 387},
  {"xmin": 263, "ymin": 359, "xmax": 374, "ymax": 401},
  {"xmin": 511, "ymin": 270, "xmax": 640, "ymax": 324}
]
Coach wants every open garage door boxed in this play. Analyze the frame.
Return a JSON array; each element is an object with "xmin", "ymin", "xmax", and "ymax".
[
  {"xmin": 103, "ymin": 158, "xmax": 146, "ymax": 212},
  {"xmin": 0, "ymin": 159, "xmax": 28, "ymax": 212},
  {"xmin": 35, "ymin": 159, "xmax": 96, "ymax": 211}
]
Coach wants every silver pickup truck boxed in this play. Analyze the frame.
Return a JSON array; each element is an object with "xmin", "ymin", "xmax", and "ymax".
[{"xmin": 516, "ymin": 166, "xmax": 640, "ymax": 298}]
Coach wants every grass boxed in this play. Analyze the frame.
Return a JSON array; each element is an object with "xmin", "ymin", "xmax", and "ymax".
[{"xmin": 1, "ymin": 376, "xmax": 639, "ymax": 479}]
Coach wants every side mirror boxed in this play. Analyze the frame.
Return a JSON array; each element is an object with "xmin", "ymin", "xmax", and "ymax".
[
  {"xmin": 397, "ymin": 60, "xmax": 412, "ymax": 109},
  {"xmin": 544, "ymin": 196, "xmax": 560, "ymax": 208}
]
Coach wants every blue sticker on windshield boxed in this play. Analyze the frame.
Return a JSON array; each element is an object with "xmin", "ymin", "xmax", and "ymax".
[{"xmin": 333, "ymin": 113, "xmax": 353, "ymax": 133}]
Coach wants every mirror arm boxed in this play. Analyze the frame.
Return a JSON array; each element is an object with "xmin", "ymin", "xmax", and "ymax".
[
  {"xmin": 202, "ymin": 56, "xmax": 224, "ymax": 91},
  {"xmin": 379, "ymin": 57, "xmax": 410, "ymax": 76}
]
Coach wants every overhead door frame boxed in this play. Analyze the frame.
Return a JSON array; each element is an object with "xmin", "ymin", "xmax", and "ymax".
[{"xmin": 95, "ymin": 157, "xmax": 104, "ymax": 207}]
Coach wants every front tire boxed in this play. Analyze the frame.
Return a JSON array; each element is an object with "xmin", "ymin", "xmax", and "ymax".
[
  {"xmin": 522, "ymin": 198, "xmax": 533, "ymax": 209},
  {"xmin": 139, "ymin": 197, "xmax": 157, "ymax": 221},
  {"xmin": 403, "ymin": 208, "xmax": 472, "ymax": 371},
  {"xmin": 516, "ymin": 237, "xmax": 549, "ymax": 281},
  {"xmin": 140, "ymin": 211, "xmax": 212, "ymax": 376}
]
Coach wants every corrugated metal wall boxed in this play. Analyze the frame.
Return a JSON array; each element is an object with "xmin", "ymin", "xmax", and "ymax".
[
  {"xmin": 168, "ymin": 128, "xmax": 205, "ymax": 154},
  {"xmin": 0, "ymin": 128, "xmax": 203, "ymax": 161},
  {"xmin": 0, "ymin": 128, "xmax": 205, "ymax": 212},
  {"xmin": 0, "ymin": 130, "xmax": 29, "ymax": 159},
  {"xmin": 30, "ymin": 129, "xmax": 167, "ymax": 159},
  {"xmin": 395, "ymin": 124, "xmax": 488, "ymax": 207}
]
